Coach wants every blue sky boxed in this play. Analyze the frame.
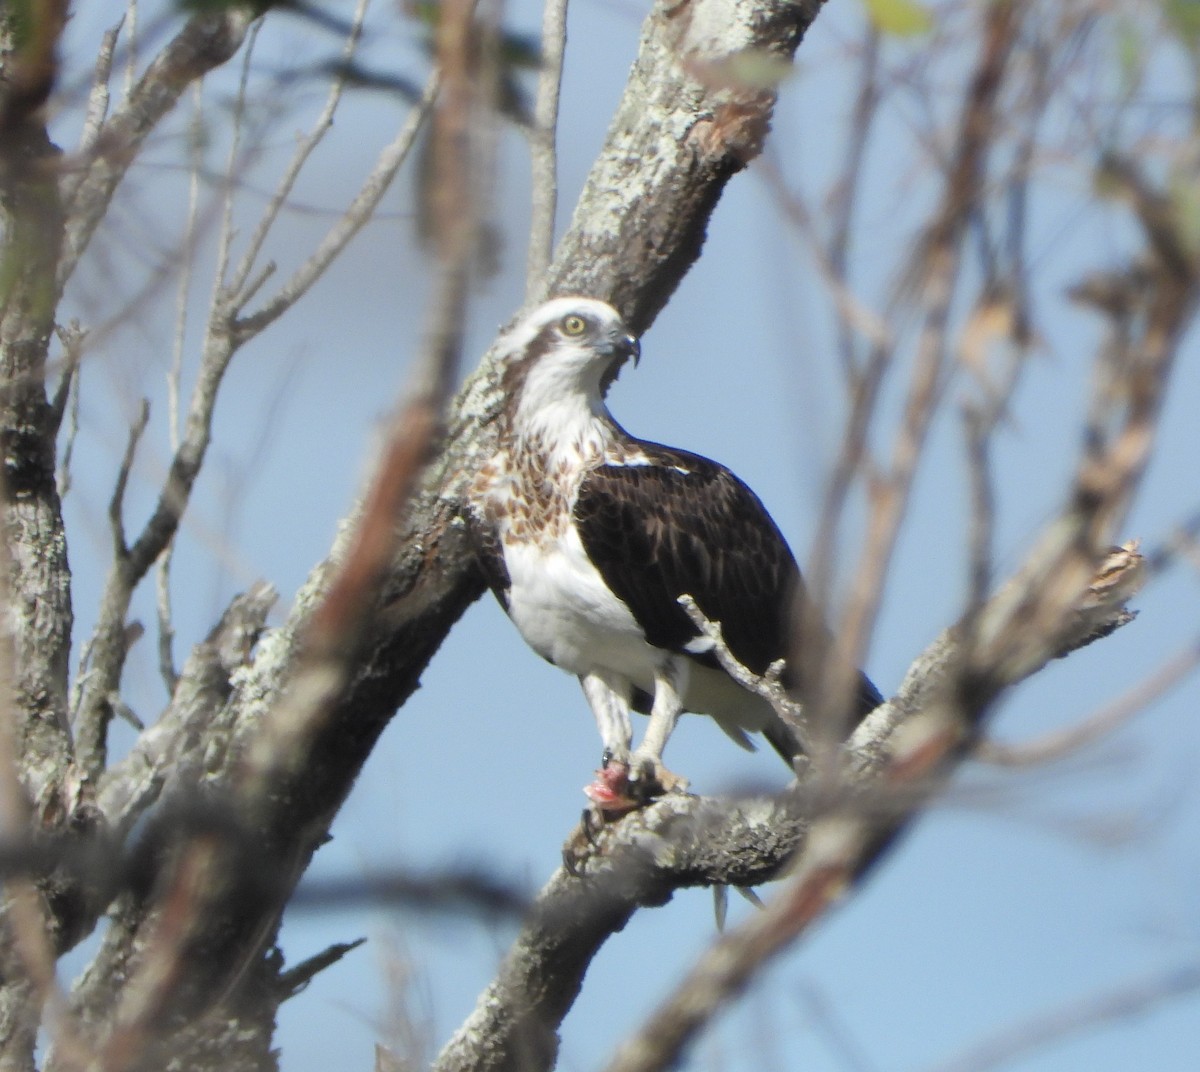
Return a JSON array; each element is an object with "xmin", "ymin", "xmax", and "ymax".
[{"xmin": 56, "ymin": 1, "xmax": 1200, "ymax": 1070}]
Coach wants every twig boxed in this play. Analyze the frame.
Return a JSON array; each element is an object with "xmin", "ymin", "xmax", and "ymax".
[
  {"xmin": 756, "ymin": 155, "xmax": 893, "ymax": 352},
  {"xmin": 125, "ymin": 0, "xmax": 138, "ymax": 98},
  {"xmin": 78, "ymin": 17, "xmax": 124, "ymax": 158},
  {"xmin": 813, "ymin": 0, "xmax": 1027, "ymax": 742},
  {"xmin": 154, "ymin": 83, "xmax": 205, "ymax": 696},
  {"xmin": 826, "ymin": 26, "xmax": 881, "ymax": 377},
  {"xmin": 59, "ymin": 7, "xmax": 258, "ymax": 291},
  {"xmin": 677, "ymin": 595, "xmax": 814, "ymax": 755},
  {"xmin": 920, "ymin": 961, "xmax": 1200, "ymax": 1072},
  {"xmin": 155, "ymin": 547, "xmax": 178, "ymax": 695},
  {"xmin": 52, "ymin": 321, "xmax": 86, "ymax": 499},
  {"xmin": 108, "ymin": 400, "xmax": 151, "ymax": 559},
  {"xmin": 211, "ymin": 19, "xmax": 261, "ymax": 309},
  {"xmin": 525, "ymin": 0, "xmax": 568, "ymax": 295},
  {"xmin": 232, "ymin": 73, "xmax": 439, "ymax": 338},
  {"xmin": 277, "ymin": 939, "xmax": 367, "ymax": 1000},
  {"xmin": 797, "ymin": 985, "xmax": 880, "ymax": 1072},
  {"xmin": 169, "ymin": 84, "xmax": 203, "ymax": 456},
  {"xmin": 224, "ymin": 0, "xmax": 372, "ymax": 305},
  {"xmin": 959, "ymin": 287, "xmax": 1028, "ymax": 612},
  {"xmin": 977, "ymin": 634, "xmax": 1200, "ymax": 766}
]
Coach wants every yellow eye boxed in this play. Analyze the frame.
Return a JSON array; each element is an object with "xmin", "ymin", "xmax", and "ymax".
[{"xmin": 561, "ymin": 314, "xmax": 588, "ymax": 336}]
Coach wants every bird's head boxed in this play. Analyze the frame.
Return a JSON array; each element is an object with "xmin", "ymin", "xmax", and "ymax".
[{"xmin": 496, "ymin": 298, "xmax": 640, "ymax": 415}]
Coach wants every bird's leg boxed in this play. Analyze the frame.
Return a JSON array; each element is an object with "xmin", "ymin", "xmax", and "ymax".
[
  {"xmin": 580, "ymin": 672, "xmax": 632, "ymax": 765},
  {"xmin": 628, "ymin": 657, "xmax": 690, "ymax": 799},
  {"xmin": 579, "ymin": 673, "xmax": 638, "ymax": 814}
]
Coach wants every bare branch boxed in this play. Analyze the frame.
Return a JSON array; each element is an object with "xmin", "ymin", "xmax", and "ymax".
[
  {"xmin": 921, "ymin": 961, "xmax": 1200, "ymax": 1072},
  {"xmin": 817, "ymin": 0, "xmax": 1028, "ymax": 739},
  {"xmin": 436, "ymin": 546, "xmax": 1143, "ymax": 1072},
  {"xmin": 77, "ymin": 18, "xmax": 124, "ymax": 159},
  {"xmin": 977, "ymin": 633, "xmax": 1200, "ymax": 767},
  {"xmin": 826, "ymin": 26, "xmax": 881, "ymax": 376},
  {"xmin": 678, "ymin": 594, "xmax": 814, "ymax": 756},
  {"xmin": 232, "ymin": 74, "xmax": 439, "ymax": 338},
  {"xmin": 155, "ymin": 549, "xmax": 178, "ymax": 697},
  {"xmin": 107, "ymin": 399, "xmax": 150, "ymax": 560},
  {"xmin": 224, "ymin": 0, "xmax": 372, "ymax": 304},
  {"xmin": 525, "ymin": 0, "xmax": 568, "ymax": 294},
  {"xmin": 211, "ymin": 19, "xmax": 261, "ymax": 309},
  {"xmin": 59, "ymin": 8, "xmax": 257, "ymax": 290},
  {"xmin": 276, "ymin": 938, "xmax": 367, "ymax": 1000}
]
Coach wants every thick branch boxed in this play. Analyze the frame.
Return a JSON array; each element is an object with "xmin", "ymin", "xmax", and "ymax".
[
  {"xmin": 543, "ymin": 0, "xmax": 821, "ymax": 328},
  {"xmin": 434, "ymin": 547, "xmax": 1144, "ymax": 1072}
]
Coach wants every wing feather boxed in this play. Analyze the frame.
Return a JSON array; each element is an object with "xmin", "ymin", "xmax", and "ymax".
[{"xmin": 574, "ymin": 445, "xmax": 802, "ymax": 677}]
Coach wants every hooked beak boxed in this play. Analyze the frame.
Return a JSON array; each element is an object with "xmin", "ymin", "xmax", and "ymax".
[
  {"xmin": 620, "ymin": 332, "xmax": 641, "ymax": 367},
  {"xmin": 600, "ymin": 332, "xmax": 640, "ymax": 395}
]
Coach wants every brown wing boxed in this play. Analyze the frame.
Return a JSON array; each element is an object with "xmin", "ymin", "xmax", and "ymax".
[{"xmin": 574, "ymin": 444, "xmax": 802, "ymax": 677}]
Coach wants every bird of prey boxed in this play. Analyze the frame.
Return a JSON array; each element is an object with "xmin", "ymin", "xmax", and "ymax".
[{"xmin": 465, "ymin": 297, "xmax": 882, "ymax": 811}]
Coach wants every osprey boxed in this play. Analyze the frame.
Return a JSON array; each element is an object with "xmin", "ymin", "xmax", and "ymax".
[{"xmin": 466, "ymin": 297, "xmax": 882, "ymax": 811}]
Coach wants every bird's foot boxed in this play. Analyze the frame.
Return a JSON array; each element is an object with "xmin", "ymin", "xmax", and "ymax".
[
  {"xmin": 565, "ymin": 763, "xmax": 638, "ymax": 872},
  {"xmin": 628, "ymin": 752, "xmax": 689, "ymax": 800},
  {"xmin": 583, "ymin": 754, "xmax": 689, "ymax": 816},
  {"xmin": 566, "ymin": 757, "xmax": 690, "ymax": 874},
  {"xmin": 582, "ymin": 760, "xmax": 640, "ymax": 816}
]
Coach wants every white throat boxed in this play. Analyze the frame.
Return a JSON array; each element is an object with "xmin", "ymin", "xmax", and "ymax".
[{"xmin": 511, "ymin": 357, "xmax": 615, "ymax": 466}]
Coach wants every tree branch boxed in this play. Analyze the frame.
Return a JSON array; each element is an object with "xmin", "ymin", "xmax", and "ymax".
[
  {"xmin": 434, "ymin": 545, "xmax": 1144, "ymax": 1072},
  {"xmin": 525, "ymin": 0, "xmax": 568, "ymax": 294},
  {"xmin": 58, "ymin": 8, "xmax": 258, "ymax": 290}
]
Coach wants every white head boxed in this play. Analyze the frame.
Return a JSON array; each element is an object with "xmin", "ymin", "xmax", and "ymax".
[{"xmin": 496, "ymin": 297, "xmax": 640, "ymax": 448}]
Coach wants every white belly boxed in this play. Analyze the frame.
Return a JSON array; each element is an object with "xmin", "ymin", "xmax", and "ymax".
[
  {"xmin": 502, "ymin": 529, "xmax": 662, "ymax": 688},
  {"xmin": 500, "ymin": 529, "xmax": 778, "ymax": 741}
]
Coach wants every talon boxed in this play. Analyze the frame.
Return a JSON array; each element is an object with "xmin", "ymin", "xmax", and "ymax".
[
  {"xmin": 563, "ymin": 811, "xmax": 591, "ymax": 875},
  {"xmin": 626, "ymin": 755, "xmax": 689, "ymax": 801},
  {"xmin": 564, "ymin": 808, "xmax": 604, "ymax": 874}
]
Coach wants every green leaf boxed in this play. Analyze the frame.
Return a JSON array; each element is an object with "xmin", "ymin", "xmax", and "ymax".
[
  {"xmin": 863, "ymin": 0, "xmax": 934, "ymax": 37},
  {"xmin": 1164, "ymin": 0, "xmax": 1200, "ymax": 53}
]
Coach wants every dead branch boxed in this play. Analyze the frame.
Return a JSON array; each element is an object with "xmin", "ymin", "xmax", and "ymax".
[
  {"xmin": 602, "ymin": 548, "xmax": 1145, "ymax": 1072},
  {"xmin": 677, "ymin": 594, "xmax": 814, "ymax": 756},
  {"xmin": 58, "ymin": 8, "xmax": 258, "ymax": 290},
  {"xmin": 816, "ymin": 0, "xmax": 1028, "ymax": 743},
  {"xmin": 921, "ymin": 960, "xmax": 1200, "ymax": 1072},
  {"xmin": 977, "ymin": 634, "xmax": 1200, "ymax": 767},
  {"xmin": 435, "ymin": 544, "xmax": 1143, "ymax": 1072},
  {"xmin": 525, "ymin": 0, "xmax": 567, "ymax": 293}
]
